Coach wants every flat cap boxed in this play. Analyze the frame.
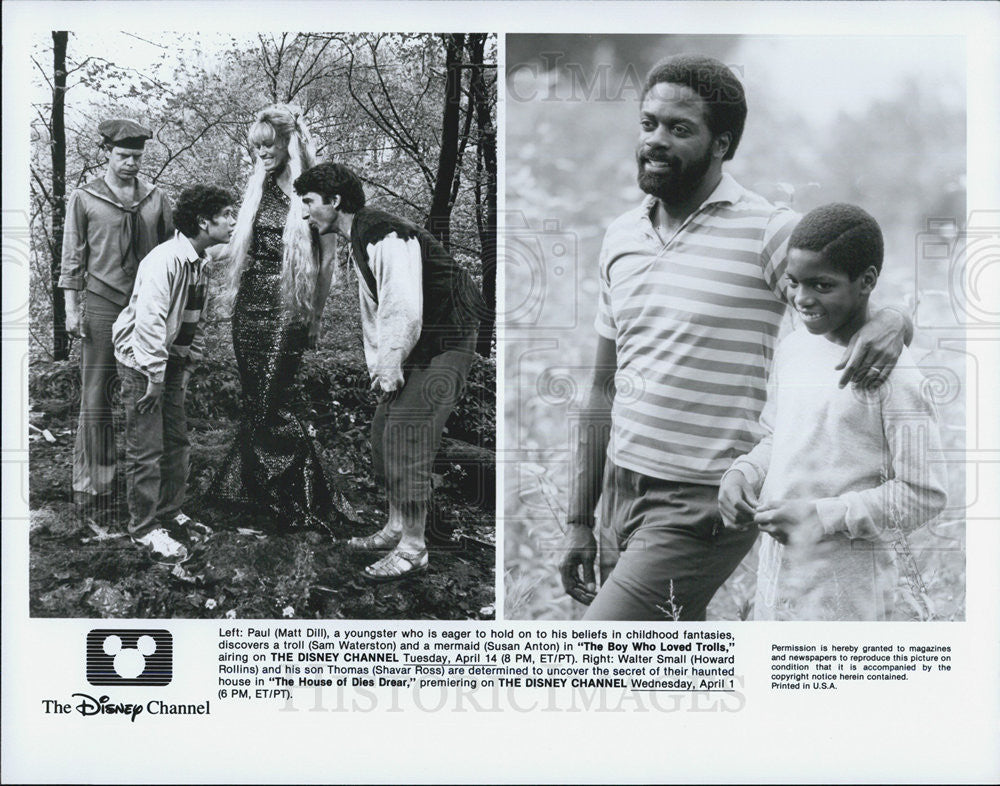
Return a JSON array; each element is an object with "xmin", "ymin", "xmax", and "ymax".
[{"xmin": 98, "ymin": 118, "xmax": 152, "ymax": 148}]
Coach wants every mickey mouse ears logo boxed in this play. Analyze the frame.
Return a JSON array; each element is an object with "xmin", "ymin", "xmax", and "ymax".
[{"xmin": 87, "ymin": 629, "xmax": 172, "ymax": 686}]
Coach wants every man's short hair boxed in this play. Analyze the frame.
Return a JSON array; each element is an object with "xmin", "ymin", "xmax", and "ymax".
[
  {"xmin": 293, "ymin": 162, "xmax": 366, "ymax": 213},
  {"xmin": 789, "ymin": 203, "xmax": 884, "ymax": 279},
  {"xmin": 174, "ymin": 185, "xmax": 234, "ymax": 238},
  {"xmin": 643, "ymin": 54, "xmax": 747, "ymax": 161}
]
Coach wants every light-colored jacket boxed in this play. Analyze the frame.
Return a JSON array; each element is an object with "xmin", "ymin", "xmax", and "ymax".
[{"xmin": 113, "ymin": 232, "xmax": 209, "ymax": 384}]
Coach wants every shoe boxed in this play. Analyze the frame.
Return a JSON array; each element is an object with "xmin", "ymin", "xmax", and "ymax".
[
  {"xmin": 164, "ymin": 511, "xmax": 213, "ymax": 539},
  {"xmin": 133, "ymin": 528, "xmax": 190, "ymax": 564},
  {"xmin": 362, "ymin": 548, "xmax": 428, "ymax": 583},
  {"xmin": 345, "ymin": 529, "xmax": 401, "ymax": 552}
]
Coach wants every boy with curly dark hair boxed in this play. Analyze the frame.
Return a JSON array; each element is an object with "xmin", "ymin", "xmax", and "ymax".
[{"xmin": 112, "ymin": 185, "xmax": 236, "ymax": 562}]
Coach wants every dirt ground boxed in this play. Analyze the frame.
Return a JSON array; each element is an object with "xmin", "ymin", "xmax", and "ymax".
[{"xmin": 28, "ymin": 401, "xmax": 496, "ymax": 622}]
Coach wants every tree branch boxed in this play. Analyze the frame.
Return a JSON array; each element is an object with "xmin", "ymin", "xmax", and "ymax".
[{"xmin": 31, "ymin": 56, "xmax": 54, "ymax": 90}]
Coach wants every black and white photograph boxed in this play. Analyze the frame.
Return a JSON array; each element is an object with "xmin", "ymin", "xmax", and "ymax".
[
  {"xmin": 504, "ymin": 34, "xmax": 968, "ymax": 622},
  {"xmin": 26, "ymin": 31, "xmax": 498, "ymax": 620},
  {"xmin": 3, "ymin": 3, "xmax": 999, "ymax": 784}
]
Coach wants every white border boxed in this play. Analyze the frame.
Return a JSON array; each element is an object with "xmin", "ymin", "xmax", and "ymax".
[{"xmin": 3, "ymin": 2, "xmax": 998, "ymax": 784}]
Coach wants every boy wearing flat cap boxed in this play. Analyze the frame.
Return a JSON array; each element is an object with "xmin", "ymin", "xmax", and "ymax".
[{"xmin": 59, "ymin": 118, "xmax": 174, "ymax": 527}]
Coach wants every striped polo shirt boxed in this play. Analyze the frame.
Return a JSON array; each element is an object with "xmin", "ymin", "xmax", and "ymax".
[{"xmin": 595, "ymin": 173, "xmax": 799, "ymax": 484}]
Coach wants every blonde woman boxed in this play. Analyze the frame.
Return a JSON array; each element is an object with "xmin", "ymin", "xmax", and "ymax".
[{"xmin": 214, "ymin": 104, "xmax": 352, "ymax": 530}]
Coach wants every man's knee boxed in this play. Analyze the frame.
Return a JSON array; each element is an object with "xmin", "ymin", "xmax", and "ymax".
[{"xmin": 383, "ymin": 449, "xmax": 431, "ymax": 505}]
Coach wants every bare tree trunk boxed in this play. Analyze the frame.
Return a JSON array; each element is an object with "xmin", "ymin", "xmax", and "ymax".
[
  {"xmin": 467, "ymin": 35, "xmax": 496, "ymax": 356},
  {"xmin": 425, "ymin": 34, "xmax": 465, "ymax": 247},
  {"xmin": 51, "ymin": 31, "xmax": 69, "ymax": 360}
]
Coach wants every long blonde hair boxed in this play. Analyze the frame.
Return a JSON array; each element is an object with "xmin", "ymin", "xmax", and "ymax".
[{"xmin": 224, "ymin": 104, "xmax": 322, "ymax": 321}]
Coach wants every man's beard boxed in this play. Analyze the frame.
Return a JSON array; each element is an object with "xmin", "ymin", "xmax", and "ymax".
[{"xmin": 636, "ymin": 145, "xmax": 713, "ymax": 205}]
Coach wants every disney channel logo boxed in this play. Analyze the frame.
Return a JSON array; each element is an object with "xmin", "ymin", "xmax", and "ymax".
[
  {"xmin": 87, "ymin": 628, "xmax": 173, "ymax": 686},
  {"xmin": 42, "ymin": 695, "xmax": 211, "ymax": 722}
]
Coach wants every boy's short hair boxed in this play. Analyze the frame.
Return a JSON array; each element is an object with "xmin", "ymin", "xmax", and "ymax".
[
  {"xmin": 174, "ymin": 185, "xmax": 234, "ymax": 237},
  {"xmin": 789, "ymin": 203, "xmax": 884, "ymax": 279},
  {"xmin": 642, "ymin": 54, "xmax": 747, "ymax": 161},
  {"xmin": 293, "ymin": 162, "xmax": 366, "ymax": 213}
]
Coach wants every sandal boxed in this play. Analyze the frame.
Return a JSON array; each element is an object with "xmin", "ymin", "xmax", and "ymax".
[
  {"xmin": 363, "ymin": 548, "xmax": 428, "ymax": 583},
  {"xmin": 345, "ymin": 529, "xmax": 401, "ymax": 552}
]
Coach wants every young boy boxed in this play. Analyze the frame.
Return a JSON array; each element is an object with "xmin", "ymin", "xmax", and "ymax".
[
  {"xmin": 719, "ymin": 203, "xmax": 947, "ymax": 620},
  {"xmin": 112, "ymin": 185, "xmax": 236, "ymax": 563}
]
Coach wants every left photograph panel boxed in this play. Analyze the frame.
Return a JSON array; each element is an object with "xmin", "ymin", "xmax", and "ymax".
[{"xmin": 28, "ymin": 31, "xmax": 497, "ymax": 620}]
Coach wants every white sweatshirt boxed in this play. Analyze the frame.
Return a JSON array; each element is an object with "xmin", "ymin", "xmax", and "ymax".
[{"xmin": 728, "ymin": 328, "xmax": 948, "ymax": 620}]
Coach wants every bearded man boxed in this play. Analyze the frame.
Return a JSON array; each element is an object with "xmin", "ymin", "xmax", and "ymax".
[{"xmin": 558, "ymin": 55, "xmax": 912, "ymax": 620}]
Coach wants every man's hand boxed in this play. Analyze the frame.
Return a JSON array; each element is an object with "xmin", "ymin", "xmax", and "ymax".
[
  {"xmin": 719, "ymin": 469, "xmax": 758, "ymax": 530},
  {"xmin": 181, "ymin": 367, "xmax": 193, "ymax": 391},
  {"xmin": 370, "ymin": 368, "xmax": 405, "ymax": 399},
  {"xmin": 559, "ymin": 526, "xmax": 598, "ymax": 605},
  {"xmin": 136, "ymin": 378, "xmax": 164, "ymax": 414},
  {"xmin": 836, "ymin": 308, "xmax": 908, "ymax": 389},
  {"xmin": 65, "ymin": 300, "xmax": 85, "ymax": 339},
  {"xmin": 754, "ymin": 499, "xmax": 824, "ymax": 546}
]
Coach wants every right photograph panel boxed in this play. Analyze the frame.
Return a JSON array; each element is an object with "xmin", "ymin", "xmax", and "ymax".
[{"xmin": 503, "ymin": 34, "xmax": 967, "ymax": 622}]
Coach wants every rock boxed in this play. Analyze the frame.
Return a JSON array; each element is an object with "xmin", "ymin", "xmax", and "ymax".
[
  {"xmin": 87, "ymin": 581, "xmax": 137, "ymax": 617},
  {"xmin": 31, "ymin": 506, "xmax": 85, "ymax": 538}
]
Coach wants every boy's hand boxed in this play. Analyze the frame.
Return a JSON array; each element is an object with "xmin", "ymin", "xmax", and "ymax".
[
  {"xmin": 719, "ymin": 469, "xmax": 758, "ymax": 530},
  {"xmin": 137, "ymin": 378, "xmax": 164, "ymax": 414},
  {"xmin": 754, "ymin": 499, "xmax": 824, "ymax": 546}
]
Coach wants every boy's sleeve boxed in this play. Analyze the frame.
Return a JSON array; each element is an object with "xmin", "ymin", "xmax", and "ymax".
[
  {"xmin": 370, "ymin": 232, "xmax": 423, "ymax": 379},
  {"xmin": 725, "ymin": 342, "xmax": 782, "ymax": 493},
  {"xmin": 59, "ymin": 190, "xmax": 89, "ymax": 290},
  {"xmin": 814, "ymin": 366, "xmax": 948, "ymax": 539},
  {"xmin": 129, "ymin": 254, "xmax": 173, "ymax": 384}
]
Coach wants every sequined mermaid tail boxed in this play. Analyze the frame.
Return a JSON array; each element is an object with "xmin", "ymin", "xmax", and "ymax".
[{"xmin": 213, "ymin": 269, "xmax": 355, "ymax": 531}]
